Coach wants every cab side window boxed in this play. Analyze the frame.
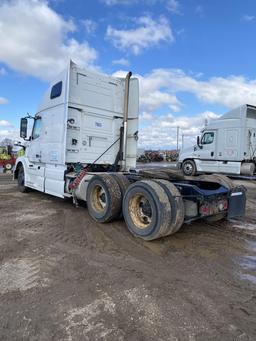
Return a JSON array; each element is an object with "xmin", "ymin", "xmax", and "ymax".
[
  {"xmin": 201, "ymin": 132, "xmax": 214, "ymax": 144},
  {"xmin": 32, "ymin": 118, "xmax": 42, "ymax": 140},
  {"xmin": 50, "ymin": 81, "xmax": 62, "ymax": 99}
]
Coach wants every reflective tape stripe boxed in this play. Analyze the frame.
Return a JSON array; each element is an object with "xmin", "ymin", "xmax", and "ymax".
[{"xmin": 231, "ymin": 192, "xmax": 243, "ymax": 197}]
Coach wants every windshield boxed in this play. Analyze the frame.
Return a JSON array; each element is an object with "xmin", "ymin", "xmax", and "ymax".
[{"xmin": 201, "ymin": 132, "xmax": 214, "ymax": 144}]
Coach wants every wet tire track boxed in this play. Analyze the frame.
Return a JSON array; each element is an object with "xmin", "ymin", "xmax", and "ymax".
[{"xmin": 0, "ymin": 175, "xmax": 256, "ymax": 340}]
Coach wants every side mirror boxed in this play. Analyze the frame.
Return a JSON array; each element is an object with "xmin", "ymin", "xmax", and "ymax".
[
  {"xmin": 20, "ymin": 118, "xmax": 28, "ymax": 139},
  {"xmin": 197, "ymin": 135, "xmax": 203, "ymax": 149}
]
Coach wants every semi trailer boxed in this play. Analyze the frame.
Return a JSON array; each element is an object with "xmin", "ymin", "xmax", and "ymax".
[
  {"xmin": 14, "ymin": 61, "xmax": 246, "ymax": 240},
  {"xmin": 179, "ymin": 104, "xmax": 256, "ymax": 176}
]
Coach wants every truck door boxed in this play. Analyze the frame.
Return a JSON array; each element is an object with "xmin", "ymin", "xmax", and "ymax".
[
  {"xmin": 199, "ymin": 131, "xmax": 217, "ymax": 160},
  {"xmin": 26, "ymin": 117, "xmax": 45, "ymax": 191}
]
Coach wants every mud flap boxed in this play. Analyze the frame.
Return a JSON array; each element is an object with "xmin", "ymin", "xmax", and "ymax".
[{"xmin": 227, "ymin": 187, "xmax": 246, "ymax": 219}]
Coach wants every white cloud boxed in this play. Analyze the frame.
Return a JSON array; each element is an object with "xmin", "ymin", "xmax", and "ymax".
[
  {"xmin": 112, "ymin": 58, "xmax": 130, "ymax": 66},
  {"xmin": 242, "ymin": 14, "xmax": 255, "ymax": 22},
  {"xmin": 0, "ymin": 67, "xmax": 7, "ymax": 76},
  {"xmin": 106, "ymin": 16, "xmax": 174, "ymax": 55},
  {"xmin": 115, "ymin": 68, "xmax": 256, "ymax": 112},
  {"xmin": 138, "ymin": 111, "xmax": 220, "ymax": 149},
  {"xmin": 141, "ymin": 90, "xmax": 181, "ymax": 112},
  {"xmin": 176, "ymin": 28, "xmax": 185, "ymax": 36},
  {"xmin": 113, "ymin": 67, "xmax": 256, "ymax": 147},
  {"xmin": 139, "ymin": 111, "xmax": 155, "ymax": 124},
  {"xmin": 82, "ymin": 19, "xmax": 97, "ymax": 34},
  {"xmin": 195, "ymin": 5, "xmax": 204, "ymax": 16},
  {"xmin": 101, "ymin": 0, "xmax": 137, "ymax": 5},
  {"xmin": 101, "ymin": 0, "xmax": 181, "ymax": 11},
  {"xmin": 0, "ymin": 97, "xmax": 8, "ymax": 105},
  {"xmin": 0, "ymin": 120, "xmax": 12, "ymax": 127},
  {"xmin": 113, "ymin": 69, "xmax": 182, "ymax": 112},
  {"xmin": 0, "ymin": 129, "xmax": 19, "ymax": 140},
  {"xmin": 0, "ymin": 0, "xmax": 98, "ymax": 80},
  {"xmin": 164, "ymin": 69, "xmax": 256, "ymax": 108},
  {"xmin": 134, "ymin": 68, "xmax": 256, "ymax": 111},
  {"xmin": 166, "ymin": 0, "xmax": 181, "ymax": 14}
]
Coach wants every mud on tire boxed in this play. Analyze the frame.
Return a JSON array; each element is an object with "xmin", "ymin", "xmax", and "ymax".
[
  {"xmin": 86, "ymin": 174, "xmax": 122, "ymax": 223},
  {"xmin": 153, "ymin": 179, "xmax": 185, "ymax": 234},
  {"xmin": 122, "ymin": 180, "xmax": 173, "ymax": 240},
  {"xmin": 110, "ymin": 173, "xmax": 130, "ymax": 218}
]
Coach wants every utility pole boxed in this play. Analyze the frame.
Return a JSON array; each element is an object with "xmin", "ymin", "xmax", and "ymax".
[
  {"xmin": 182, "ymin": 134, "xmax": 185, "ymax": 149},
  {"xmin": 176, "ymin": 126, "xmax": 180, "ymax": 151}
]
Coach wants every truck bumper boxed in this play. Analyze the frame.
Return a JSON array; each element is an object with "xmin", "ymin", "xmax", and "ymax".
[{"xmin": 199, "ymin": 186, "xmax": 246, "ymax": 220}]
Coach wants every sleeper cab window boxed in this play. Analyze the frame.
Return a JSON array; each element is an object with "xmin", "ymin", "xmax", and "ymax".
[
  {"xmin": 32, "ymin": 118, "xmax": 42, "ymax": 140},
  {"xmin": 201, "ymin": 132, "xmax": 214, "ymax": 144},
  {"xmin": 50, "ymin": 81, "xmax": 62, "ymax": 99}
]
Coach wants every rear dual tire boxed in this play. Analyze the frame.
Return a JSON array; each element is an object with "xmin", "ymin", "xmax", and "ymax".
[
  {"xmin": 87, "ymin": 175, "xmax": 185, "ymax": 240},
  {"xmin": 122, "ymin": 179, "xmax": 184, "ymax": 240},
  {"xmin": 86, "ymin": 174, "xmax": 122, "ymax": 223},
  {"xmin": 111, "ymin": 173, "xmax": 130, "ymax": 218},
  {"xmin": 154, "ymin": 179, "xmax": 185, "ymax": 234}
]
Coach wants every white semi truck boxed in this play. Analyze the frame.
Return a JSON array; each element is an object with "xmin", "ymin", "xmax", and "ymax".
[
  {"xmin": 14, "ymin": 61, "xmax": 246, "ymax": 240},
  {"xmin": 179, "ymin": 104, "xmax": 256, "ymax": 177}
]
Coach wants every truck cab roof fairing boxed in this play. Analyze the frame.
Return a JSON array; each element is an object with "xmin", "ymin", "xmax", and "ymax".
[{"xmin": 36, "ymin": 60, "xmax": 73, "ymax": 114}]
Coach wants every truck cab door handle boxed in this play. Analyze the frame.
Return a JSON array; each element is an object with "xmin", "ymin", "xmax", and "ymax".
[
  {"xmin": 211, "ymin": 151, "xmax": 214, "ymax": 156},
  {"xmin": 36, "ymin": 154, "xmax": 41, "ymax": 158}
]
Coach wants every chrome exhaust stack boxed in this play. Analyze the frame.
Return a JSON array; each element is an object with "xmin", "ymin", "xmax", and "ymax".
[{"xmin": 121, "ymin": 71, "xmax": 132, "ymax": 171}]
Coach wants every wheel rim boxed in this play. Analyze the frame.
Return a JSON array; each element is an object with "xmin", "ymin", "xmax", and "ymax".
[
  {"xmin": 91, "ymin": 185, "xmax": 107, "ymax": 212},
  {"xmin": 5, "ymin": 163, "xmax": 12, "ymax": 170},
  {"xmin": 128, "ymin": 193, "xmax": 152, "ymax": 229},
  {"xmin": 184, "ymin": 162, "xmax": 193, "ymax": 175}
]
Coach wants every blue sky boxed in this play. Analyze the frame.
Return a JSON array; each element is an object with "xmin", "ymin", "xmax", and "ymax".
[{"xmin": 0, "ymin": 0, "xmax": 256, "ymax": 148}]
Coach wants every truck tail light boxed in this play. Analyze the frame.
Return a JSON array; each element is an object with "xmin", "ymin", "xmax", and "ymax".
[
  {"xmin": 199, "ymin": 204, "xmax": 210, "ymax": 216},
  {"xmin": 200, "ymin": 198, "xmax": 228, "ymax": 217},
  {"xmin": 223, "ymin": 199, "xmax": 228, "ymax": 210},
  {"xmin": 218, "ymin": 199, "xmax": 228, "ymax": 211}
]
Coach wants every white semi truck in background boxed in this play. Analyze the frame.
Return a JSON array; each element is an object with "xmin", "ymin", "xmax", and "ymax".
[
  {"xmin": 14, "ymin": 61, "xmax": 246, "ymax": 240},
  {"xmin": 179, "ymin": 104, "xmax": 256, "ymax": 176}
]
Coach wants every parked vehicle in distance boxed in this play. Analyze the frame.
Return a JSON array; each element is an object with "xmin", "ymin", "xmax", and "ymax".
[
  {"xmin": 166, "ymin": 150, "xmax": 179, "ymax": 162},
  {"xmin": 14, "ymin": 61, "xmax": 246, "ymax": 240},
  {"xmin": 179, "ymin": 104, "xmax": 256, "ymax": 176},
  {"xmin": 0, "ymin": 145, "xmax": 16, "ymax": 173},
  {"xmin": 137, "ymin": 151, "xmax": 165, "ymax": 163}
]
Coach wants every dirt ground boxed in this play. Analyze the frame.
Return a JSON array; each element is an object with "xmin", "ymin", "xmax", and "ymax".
[{"xmin": 0, "ymin": 174, "xmax": 256, "ymax": 341}]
